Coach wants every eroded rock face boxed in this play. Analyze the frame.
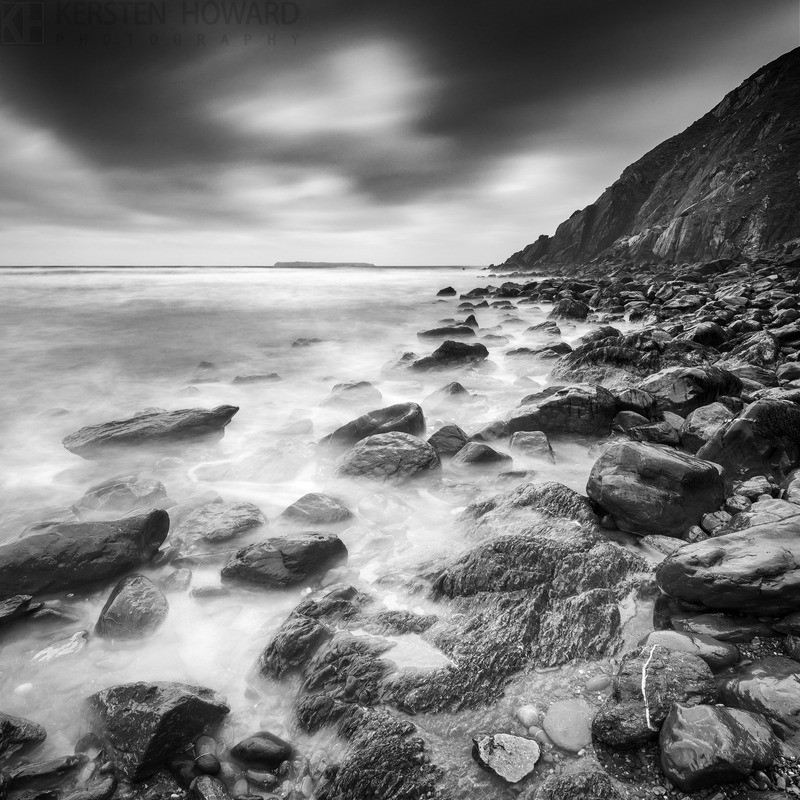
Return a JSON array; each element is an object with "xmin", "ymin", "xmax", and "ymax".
[
  {"xmin": 659, "ymin": 704, "xmax": 777, "ymax": 792},
  {"xmin": 717, "ymin": 657, "xmax": 800, "ymax": 751},
  {"xmin": 85, "ymin": 682, "xmax": 229, "ymax": 780},
  {"xmin": 586, "ymin": 441, "xmax": 725, "ymax": 537},
  {"xmin": 698, "ymin": 399, "xmax": 800, "ymax": 486},
  {"xmin": 318, "ymin": 403, "xmax": 426, "ymax": 449},
  {"xmin": 506, "ymin": 384, "xmax": 616, "ymax": 437},
  {"xmin": 95, "ymin": 574, "xmax": 169, "ymax": 639},
  {"xmin": 0, "ymin": 510, "xmax": 169, "ymax": 601},
  {"xmin": 334, "ymin": 432, "xmax": 440, "ymax": 484},
  {"xmin": 656, "ymin": 513, "xmax": 800, "ymax": 615},
  {"xmin": 638, "ymin": 367, "xmax": 742, "ymax": 416},
  {"xmin": 62, "ymin": 406, "xmax": 239, "ymax": 458},
  {"xmin": 221, "ymin": 534, "xmax": 347, "ymax": 588}
]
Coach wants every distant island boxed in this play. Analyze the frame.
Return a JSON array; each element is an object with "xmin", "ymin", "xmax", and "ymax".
[{"xmin": 272, "ymin": 261, "xmax": 375, "ymax": 267}]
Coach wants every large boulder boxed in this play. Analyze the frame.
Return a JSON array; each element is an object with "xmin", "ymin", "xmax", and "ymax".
[
  {"xmin": 638, "ymin": 366, "xmax": 742, "ymax": 416},
  {"xmin": 62, "ymin": 406, "xmax": 239, "ymax": 458},
  {"xmin": 411, "ymin": 340, "xmax": 489, "ymax": 371},
  {"xmin": 0, "ymin": 510, "xmax": 169, "ymax": 601},
  {"xmin": 95, "ymin": 574, "xmax": 169, "ymax": 639},
  {"xmin": 318, "ymin": 402, "xmax": 426, "ymax": 449},
  {"xmin": 717, "ymin": 657, "xmax": 800, "ymax": 750},
  {"xmin": 72, "ymin": 473, "xmax": 168, "ymax": 520},
  {"xmin": 698, "ymin": 399, "xmax": 800, "ymax": 486},
  {"xmin": 220, "ymin": 534, "xmax": 347, "ymax": 588},
  {"xmin": 506, "ymin": 384, "xmax": 616, "ymax": 437},
  {"xmin": 586, "ymin": 441, "xmax": 725, "ymax": 537},
  {"xmin": 659, "ymin": 703, "xmax": 777, "ymax": 791},
  {"xmin": 334, "ymin": 432, "xmax": 440, "ymax": 484},
  {"xmin": 656, "ymin": 513, "xmax": 800, "ymax": 615},
  {"xmin": 85, "ymin": 682, "xmax": 229, "ymax": 780},
  {"xmin": 280, "ymin": 493, "xmax": 352, "ymax": 525}
]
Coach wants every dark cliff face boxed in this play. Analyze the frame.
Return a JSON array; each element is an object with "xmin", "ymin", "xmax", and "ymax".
[{"xmin": 505, "ymin": 47, "xmax": 800, "ymax": 269}]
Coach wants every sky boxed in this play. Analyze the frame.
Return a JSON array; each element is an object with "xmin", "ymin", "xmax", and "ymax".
[{"xmin": 0, "ymin": 0, "xmax": 797, "ymax": 266}]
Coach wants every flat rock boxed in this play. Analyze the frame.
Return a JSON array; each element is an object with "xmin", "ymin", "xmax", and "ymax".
[
  {"xmin": 63, "ymin": 406, "xmax": 238, "ymax": 458},
  {"xmin": 334, "ymin": 432, "xmax": 440, "ymax": 484},
  {"xmin": 471, "ymin": 733, "xmax": 540, "ymax": 783},
  {"xmin": 95, "ymin": 574, "xmax": 169, "ymax": 639}
]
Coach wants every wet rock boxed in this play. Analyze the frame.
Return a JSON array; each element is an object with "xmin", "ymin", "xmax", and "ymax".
[
  {"xmin": 638, "ymin": 366, "xmax": 741, "ymax": 416},
  {"xmin": 542, "ymin": 698, "xmax": 593, "ymax": 753},
  {"xmin": 319, "ymin": 402, "xmax": 426, "ymax": 449},
  {"xmin": 671, "ymin": 613, "xmax": 774, "ymax": 643},
  {"xmin": 85, "ymin": 682, "xmax": 229, "ymax": 780},
  {"xmin": 230, "ymin": 732, "xmax": 292, "ymax": 770},
  {"xmin": 612, "ymin": 410, "xmax": 650, "ymax": 432},
  {"xmin": 0, "ymin": 510, "xmax": 169, "ymax": 601},
  {"xmin": 734, "ymin": 474, "xmax": 779, "ymax": 500},
  {"xmin": 509, "ymin": 431, "xmax": 555, "ymax": 462},
  {"xmin": 628, "ymin": 420, "xmax": 681, "ymax": 446},
  {"xmin": 615, "ymin": 645, "xmax": 717, "ymax": 726},
  {"xmin": 95, "ymin": 574, "xmax": 169, "ymax": 639},
  {"xmin": 172, "ymin": 502, "xmax": 267, "ymax": 551},
  {"xmin": 659, "ymin": 703, "xmax": 777, "ymax": 791},
  {"xmin": 592, "ymin": 700, "xmax": 656, "ymax": 748},
  {"xmin": 586, "ymin": 441, "xmax": 725, "ymax": 537},
  {"xmin": 656, "ymin": 512, "xmax": 800, "ymax": 615},
  {"xmin": 321, "ymin": 381, "xmax": 382, "ymax": 408},
  {"xmin": 281, "ymin": 493, "xmax": 352, "ymax": 525},
  {"xmin": 639, "ymin": 630, "xmax": 739, "ymax": 671},
  {"xmin": 530, "ymin": 769, "xmax": 623, "ymax": 800},
  {"xmin": 221, "ymin": 534, "xmax": 347, "ymax": 588},
  {"xmin": 72, "ymin": 473, "xmax": 168, "ymax": 520},
  {"xmin": 717, "ymin": 657, "xmax": 800, "ymax": 750},
  {"xmin": 334, "ymin": 432, "xmax": 440, "ymax": 484},
  {"xmin": 7, "ymin": 754, "xmax": 87, "ymax": 788},
  {"xmin": 62, "ymin": 406, "xmax": 239, "ymax": 458},
  {"xmin": 411, "ymin": 340, "xmax": 489, "ymax": 371},
  {"xmin": 0, "ymin": 711, "xmax": 47, "ymax": 762},
  {"xmin": 256, "ymin": 613, "xmax": 333, "ymax": 679},
  {"xmin": 680, "ymin": 402, "xmax": 735, "ymax": 453},
  {"xmin": 471, "ymin": 733, "xmax": 540, "ymax": 783},
  {"xmin": 0, "ymin": 595, "xmax": 38, "ymax": 629},
  {"xmin": 506, "ymin": 384, "xmax": 616, "ymax": 437},
  {"xmin": 698, "ymin": 399, "xmax": 800, "ymax": 486},
  {"xmin": 427, "ymin": 424, "xmax": 470, "ymax": 458},
  {"xmin": 417, "ymin": 325, "xmax": 476, "ymax": 339},
  {"xmin": 451, "ymin": 442, "xmax": 512, "ymax": 470}
]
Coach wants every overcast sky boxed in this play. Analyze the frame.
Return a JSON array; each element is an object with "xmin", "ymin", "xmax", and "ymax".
[{"xmin": 0, "ymin": 0, "xmax": 797, "ymax": 266}]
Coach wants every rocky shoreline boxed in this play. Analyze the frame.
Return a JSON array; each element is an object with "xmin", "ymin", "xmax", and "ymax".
[{"xmin": 3, "ymin": 248, "xmax": 800, "ymax": 800}]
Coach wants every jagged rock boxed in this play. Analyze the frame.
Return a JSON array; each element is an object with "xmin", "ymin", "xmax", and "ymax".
[
  {"xmin": 638, "ymin": 367, "xmax": 742, "ymax": 416},
  {"xmin": 334, "ymin": 432, "xmax": 440, "ymax": 484},
  {"xmin": 411, "ymin": 340, "xmax": 489, "ymax": 371},
  {"xmin": 639, "ymin": 630, "xmax": 739, "ymax": 672},
  {"xmin": 717, "ymin": 657, "xmax": 800, "ymax": 750},
  {"xmin": 0, "ymin": 510, "xmax": 169, "ymax": 601},
  {"xmin": 505, "ymin": 384, "xmax": 616, "ymax": 437},
  {"xmin": 509, "ymin": 431, "xmax": 555, "ymax": 462},
  {"xmin": 698, "ymin": 399, "xmax": 800, "ymax": 486},
  {"xmin": 221, "ymin": 534, "xmax": 347, "ymax": 588},
  {"xmin": 85, "ymin": 682, "xmax": 229, "ymax": 780},
  {"xmin": 656, "ymin": 513, "xmax": 800, "ymax": 615},
  {"xmin": 95, "ymin": 574, "xmax": 169, "ymax": 639},
  {"xmin": 171, "ymin": 502, "xmax": 266, "ymax": 551},
  {"xmin": 680, "ymin": 402, "xmax": 735, "ymax": 453},
  {"xmin": 72, "ymin": 473, "xmax": 168, "ymax": 520},
  {"xmin": 321, "ymin": 381, "xmax": 382, "ymax": 407},
  {"xmin": 530, "ymin": 769, "xmax": 623, "ymax": 800},
  {"xmin": 230, "ymin": 732, "xmax": 292, "ymax": 769},
  {"xmin": 319, "ymin": 402, "xmax": 426, "ymax": 448},
  {"xmin": 427, "ymin": 424, "xmax": 470, "ymax": 458},
  {"xmin": 256, "ymin": 613, "xmax": 333, "ymax": 679},
  {"xmin": 586, "ymin": 441, "xmax": 725, "ymax": 537},
  {"xmin": 451, "ymin": 442, "xmax": 512, "ymax": 470},
  {"xmin": 280, "ymin": 493, "xmax": 352, "ymax": 525},
  {"xmin": 659, "ymin": 703, "xmax": 777, "ymax": 791},
  {"xmin": 0, "ymin": 712, "xmax": 47, "ymax": 761},
  {"xmin": 542, "ymin": 699, "xmax": 593, "ymax": 753},
  {"xmin": 471, "ymin": 733, "xmax": 540, "ymax": 782},
  {"xmin": 62, "ymin": 406, "xmax": 238, "ymax": 458}
]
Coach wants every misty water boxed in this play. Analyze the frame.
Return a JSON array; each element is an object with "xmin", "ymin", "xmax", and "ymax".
[{"xmin": 0, "ymin": 266, "xmax": 645, "ymax": 794}]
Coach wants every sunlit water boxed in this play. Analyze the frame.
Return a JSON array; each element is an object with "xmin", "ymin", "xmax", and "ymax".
[{"xmin": 0, "ymin": 266, "xmax": 643, "ymax": 790}]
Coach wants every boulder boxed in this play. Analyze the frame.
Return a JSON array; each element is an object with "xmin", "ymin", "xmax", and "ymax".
[
  {"xmin": 698, "ymin": 399, "xmax": 800, "ymax": 486},
  {"xmin": 509, "ymin": 431, "xmax": 555, "ymax": 462},
  {"xmin": 717, "ymin": 657, "xmax": 800, "ymax": 750},
  {"xmin": 171, "ymin": 502, "xmax": 266, "ymax": 551},
  {"xmin": 319, "ymin": 402, "xmax": 426, "ymax": 449},
  {"xmin": 436, "ymin": 286, "xmax": 456, "ymax": 296},
  {"xmin": 427, "ymin": 425, "xmax": 470, "ymax": 458},
  {"xmin": 506, "ymin": 385, "xmax": 616, "ymax": 437},
  {"xmin": 656, "ymin": 513, "xmax": 800, "ymax": 615},
  {"xmin": 95, "ymin": 574, "xmax": 169, "ymax": 639},
  {"xmin": 451, "ymin": 442, "xmax": 512, "ymax": 470},
  {"xmin": 85, "ymin": 682, "xmax": 229, "ymax": 780},
  {"xmin": 659, "ymin": 703, "xmax": 777, "ymax": 791},
  {"xmin": 280, "ymin": 493, "xmax": 352, "ymax": 525},
  {"xmin": 638, "ymin": 367, "xmax": 742, "ymax": 416},
  {"xmin": 229, "ymin": 731, "xmax": 292, "ymax": 769},
  {"xmin": 639, "ymin": 630, "xmax": 739, "ymax": 672},
  {"xmin": 471, "ymin": 733, "xmax": 540, "ymax": 783},
  {"xmin": 0, "ymin": 712, "xmax": 47, "ymax": 761},
  {"xmin": 72, "ymin": 473, "xmax": 168, "ymax": 520},
  {"xmin": 586, "ymin": 441, "xmax": 725, "ymax": 537},
  {"xmin": 221, "ymin": 534, "xmax": 347, "ymax": 588},
  {"xmin": 0, "ymin": 510, "xmax": 169, "ymax": 601},
  {"xmin": 411, "ymin": 340, "xmax": 489, "ymax": 371},
  {"xmin": 321, "ymin": 381, "xmax": 382, "ymax": 407},
  {"xmin": 334, "ymin": 432, "xmax": 440, "ymax": 484},
  {"xmin": 680, "ymin": 403, "xmax": 734, "ymax": 453},
  {"xmin": 63, "ymin": 406, "xmax": 239, "ymax": 458}
]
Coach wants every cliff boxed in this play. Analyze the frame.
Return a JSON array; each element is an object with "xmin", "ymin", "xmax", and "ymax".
[{"xmin": 504, "ymin": 47, "xmax": 800, "ymax": 269}]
